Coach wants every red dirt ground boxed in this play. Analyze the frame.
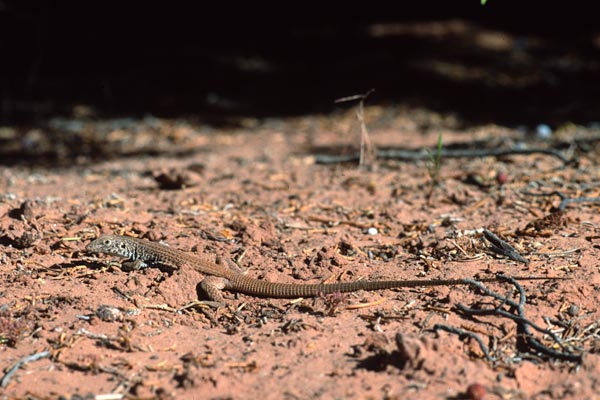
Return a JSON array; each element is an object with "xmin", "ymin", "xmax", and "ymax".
[{"xmin": 1, "ymin": 108, "xmax": 600, "ymax": 399}]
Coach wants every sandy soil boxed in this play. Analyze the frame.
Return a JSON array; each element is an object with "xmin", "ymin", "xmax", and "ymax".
[{"xmin": 1, "ymin": 108, "xmax": 600, "ymax": 399}]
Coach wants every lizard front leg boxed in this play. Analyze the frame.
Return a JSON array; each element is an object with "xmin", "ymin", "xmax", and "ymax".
[{"xmin": 121, "ymin": 259, "xmax": 147, "ymax": 271}]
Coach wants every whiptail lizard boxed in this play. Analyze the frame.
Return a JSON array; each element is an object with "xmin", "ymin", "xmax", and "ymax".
[{"xmin": 86, "ymin": 234, "xmax": 562, "ymax": 304}]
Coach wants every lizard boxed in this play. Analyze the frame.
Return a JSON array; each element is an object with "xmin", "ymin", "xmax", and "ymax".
[{"xmin": 86, "ymin": 234, "xmax": 562, "ymax": 305}]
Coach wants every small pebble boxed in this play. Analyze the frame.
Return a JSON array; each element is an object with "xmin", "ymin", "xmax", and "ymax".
[
  {"xmin": 536, "ymin": 124, "xmax": 552, "ymax": 139},
  {"xmin": 466, "ymin": 383, "xmax": 486, "ymax": 400},
  {"xmin": 496, "ymin": 171, "xmax": 508, "ymax": 185},
  {"xmin": 367, "ymin": 227, "xmax": 378, "ymax": 235},
  {"xmin": 567, "ymin": 304, "xmax": 579, "ymax": 317},
  {"xmin": 96, "ymin": 305, "xmax": 123, "ymax": 322}
]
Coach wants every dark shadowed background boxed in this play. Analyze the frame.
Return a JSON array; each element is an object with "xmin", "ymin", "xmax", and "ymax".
[{"xmin": 2, "ymin": 1, "xmax": 599, "ymax": 126}]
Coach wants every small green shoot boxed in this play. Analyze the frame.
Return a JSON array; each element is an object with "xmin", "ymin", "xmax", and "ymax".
[{"xmin": 427, "ymin": 132, "xmax": 443, "ymax": 186}]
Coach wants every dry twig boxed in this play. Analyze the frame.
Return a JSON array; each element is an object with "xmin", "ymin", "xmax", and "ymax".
[{"xmin": 434, "ymin": 276, "xmax": 582, "ymax": 363}]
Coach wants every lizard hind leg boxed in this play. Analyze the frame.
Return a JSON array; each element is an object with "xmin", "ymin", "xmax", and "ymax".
[{"xmin": 198, "ymin": 276, "xmax": 230, "ymax": 304}]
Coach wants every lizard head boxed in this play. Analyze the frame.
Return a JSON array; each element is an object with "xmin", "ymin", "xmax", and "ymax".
[{"xmin": 86, "ymin": 234, "xmax": 135, "ymax": 258}]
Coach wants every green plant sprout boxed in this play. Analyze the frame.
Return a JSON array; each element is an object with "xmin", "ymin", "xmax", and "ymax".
[{"xmin": 427, "ymin": 132, "xmax": 443, "ymax": 186}]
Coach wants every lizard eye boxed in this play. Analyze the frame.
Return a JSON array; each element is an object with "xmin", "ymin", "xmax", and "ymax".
[{"xmin": 103, "ymin": 239, "xmax": 111, "ymax": 245}]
